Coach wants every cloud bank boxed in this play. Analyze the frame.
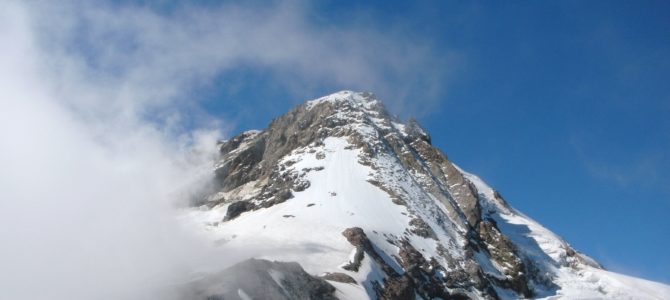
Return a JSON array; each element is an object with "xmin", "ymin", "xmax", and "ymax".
[{"xmin": 0, "ymin": 1, "xmax": 451, "ymax": 299}]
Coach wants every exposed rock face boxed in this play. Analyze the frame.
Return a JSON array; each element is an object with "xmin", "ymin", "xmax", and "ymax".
[
  {"xmin": 182, "ymin": 258, "xmax": 336, "ymax": 300},
  {"xmin": 342, "ymin": 227, "xmax": 418, "ymax": 300},
  {"xmin": 377, "ymin": 275, "xmax": 414, "ymax": 300},
  {"xmin": 341, "ymin": 227, "xmax": 368, "ymax": 272},
  {"xmin": 209, "ymin": 92, "xmax": 482, "ymax": 229},
  {"xmin": 341, "ymin": 227, "xmax": 487, "ymax": 300},
  {"xmin": 341, "ymin": 227, "xmax": 398, "ymax": 277},
  {"xmin": 477, "ymin": 219, "xmax": 532, "ymax": 297},
  {"xmin": 320, "ymin": 272, "xmax": 357, "ymax": 284},
  {"xmin": 408, "ymin": 217, "xmax": 437, "ymax": 240},
  {"xmin": 192, "ymin": 91, "xmax": 626, "ymax": 300},
  {"xmin": 223, "ymin": 200, "xmax": 254, "ymax": 221}
]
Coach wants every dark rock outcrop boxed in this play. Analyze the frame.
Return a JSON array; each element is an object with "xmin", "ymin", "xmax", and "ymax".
[
  {"xmin": 477, "ymin": 219, "xmax": 532, "ymax": 298},
  {"xmin": 181, "ymin": 258, "xmax": 336, "ymax": 300},
  {"xmin": 341, "ymin": 227, "xmax": 371, "ymax": 272},
  {"xmin": 343, "ymin": 227, "xmax": 488, "ymax": 300},
  {"xmin": 408, "ymin": 218, "xmax": 437, "ymax": 240},
  {"xmin": 223, "ymin": 200, "xmax": 254, "ymax": 221},
  {"xmin": 222, "ymin": 188, "xmax": 293, "ymax": 221},
  {"xmin": 320, "ymin": 272, "xmax": 357, "ymax": 284},
  {"xmin": 377, "ymin": 275, "xmax": 415, "ymax": 300}
]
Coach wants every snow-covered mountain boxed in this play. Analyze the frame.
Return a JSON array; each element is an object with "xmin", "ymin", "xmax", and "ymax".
[{"xmin": 184, "ymin": 91, "xmax": 670, "ymax": 299}]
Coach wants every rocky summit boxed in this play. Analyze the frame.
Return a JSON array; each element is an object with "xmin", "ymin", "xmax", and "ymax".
[{"xmin": 185, "ymin": 91, "xmax": 670, "ymax": 300}]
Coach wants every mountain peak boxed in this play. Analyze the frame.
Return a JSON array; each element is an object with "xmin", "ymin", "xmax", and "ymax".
[
  {"xmin": 188, "ymin": 92, "xmax": 670, "ymax": 300},
  {"xmin": 305, "ymin": 90, "xmax": 379, "ymax": 110}
]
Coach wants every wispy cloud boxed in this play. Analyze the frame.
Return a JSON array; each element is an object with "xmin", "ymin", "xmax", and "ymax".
[
  {"xmin": 29, "ymin": 0, "xmax": 453, "ymax": 117},
  {"xmin": 571, "ymin": 136, "xmax": 669, "ymax": 193},
  {"xmin": 583, "ymin": 155, "xmax": 663, "ymax": 188}
]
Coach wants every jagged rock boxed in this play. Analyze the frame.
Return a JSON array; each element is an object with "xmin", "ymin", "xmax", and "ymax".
[
  {"xmin": 342, "ymin": 227, "xmax": 369, "ymax": 247},
  {"xmin": 181, "ymin": 258, "xmax": 336, "ymax": 300},
  {"xmin": 409, "ymin": 217, "xmax": 437, "ymax": 240},
  {"xmin": 377, "ymin": 275, "xmax": 415, "ymax": 300},
  {"xmin": 293, "ymin": 178, "xmax": 311, "ymax": 192},
  {"xmin": 403, "ymin": 118, "xmax": 431, "ymax": 144},
  {"xmin": 477, "ymin": 219, "xmax": 532, "ymax": 297},
  {"xmin": 342, "ymin": 227, "xmax": 399, "ymax": 276},
  {"xmin": 341, "ymin": 249, "xmax": 364, "ymax": 272},
  {"xmin": 397, "ymin": 240, "xmax": 427, "ymax": 274},
  {"xmin": 215, "ymin": 134, "xmax": 266, "ymax": 192},
  {"xmin": 395, "ymin": 240, "xmax": 454, "ymax": 300},
  {"xmin": 320, "ymin": 272, "xmax": 357, "ymax": 284},
  {"xmin": 341, "ymin": 227, "xmax": 368, "ymax": 272},
  {"xmin": 223, "ymin": 200, "xmax": 254, "ymax": 221},
  {"xmin": 276, "ymin": 189, "xmax": 293, "ymax": 202}
]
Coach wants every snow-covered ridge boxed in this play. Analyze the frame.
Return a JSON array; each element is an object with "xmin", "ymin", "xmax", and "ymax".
[
  {"xmin": 184, "ymin": 90, "xmax": 670, "ymax": 300},
  {"xmin": 305, "ymin": 90, "xmax": 380, "ymax": 111}
]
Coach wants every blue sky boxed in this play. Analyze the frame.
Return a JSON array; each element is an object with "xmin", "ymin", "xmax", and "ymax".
[
  {"xmin": 4, "ymin": 0, "xmax": 668, "ymax": 286},
  {"xmin": 197, "ymin": 1, "xmax": 670, "ymax": 282}
]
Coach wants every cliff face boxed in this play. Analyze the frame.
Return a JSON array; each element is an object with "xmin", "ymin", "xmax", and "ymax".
[{"xmin": 186, "ymin": 91, "xmax": 670, "ymax": 300}]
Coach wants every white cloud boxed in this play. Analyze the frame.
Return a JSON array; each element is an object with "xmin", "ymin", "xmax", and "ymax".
[
  {"xmin": 0, "ymin": 2, "xmax": 222, "ymax": 299},
  {"xmin": 0, "ymin": 1, "xmax": 452, "ymax": 299}
]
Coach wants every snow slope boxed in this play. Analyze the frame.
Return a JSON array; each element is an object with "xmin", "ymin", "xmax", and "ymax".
[
  {"xmin": 462, "ymin": 170, "xmax": 670, "ymax": 300},
  {"xmin": 188, "ymin": 137, "xmax": 433, "ymax": 299}
]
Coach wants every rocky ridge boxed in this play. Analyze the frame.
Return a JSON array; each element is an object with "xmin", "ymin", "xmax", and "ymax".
[{"xmin": 187, "ymin": 91, "xmax": 670, "ymax": 300}]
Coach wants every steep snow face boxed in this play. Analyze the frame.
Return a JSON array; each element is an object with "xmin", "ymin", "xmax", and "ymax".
[
  {"xmin": 463, "ymin": 170, "xmax": 670, "ymax": 300},
  {"xmin": 191, "ymin": 137, "xmax": 411, "ymax": 298},
  {"xmin": 185, "ymin": 91, "xmax": 670, "ymax": 300}
]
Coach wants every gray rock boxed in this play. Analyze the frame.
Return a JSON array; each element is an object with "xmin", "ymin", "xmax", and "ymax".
[
  {"xmin": 408, "ymin": 217, "xmax": 437, "ymax": 240},
  {"xmin": 377, "ymin": 275, "xmax": 415, "ymax": 300},
  {"xmin": 320, "ymin": 272, "xmax": 357, "ymax": 284},
  {"xmin": 477, "ymin": 219, "xmax": 532, "ymax": 298},
  {"xmin": 181, "ymin": 258, "xmax": 336, "ymax": 300},
  {"xmin": 223, "ymin": 200, "xmax": 254, "ymax": 221}
]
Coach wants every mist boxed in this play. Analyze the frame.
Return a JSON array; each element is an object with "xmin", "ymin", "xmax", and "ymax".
[
  {"xmin": 0, "ymin": 1, "xmax": 447, "ymax": 299},
  {"xmin": 0, "ymin": 3, "xmax": 221, "ymax": 299}
]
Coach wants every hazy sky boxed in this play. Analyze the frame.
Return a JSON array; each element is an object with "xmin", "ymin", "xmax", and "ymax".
[{"xmin": 0, "ymin": 1, "xmax": 668, "ymax": 298}]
